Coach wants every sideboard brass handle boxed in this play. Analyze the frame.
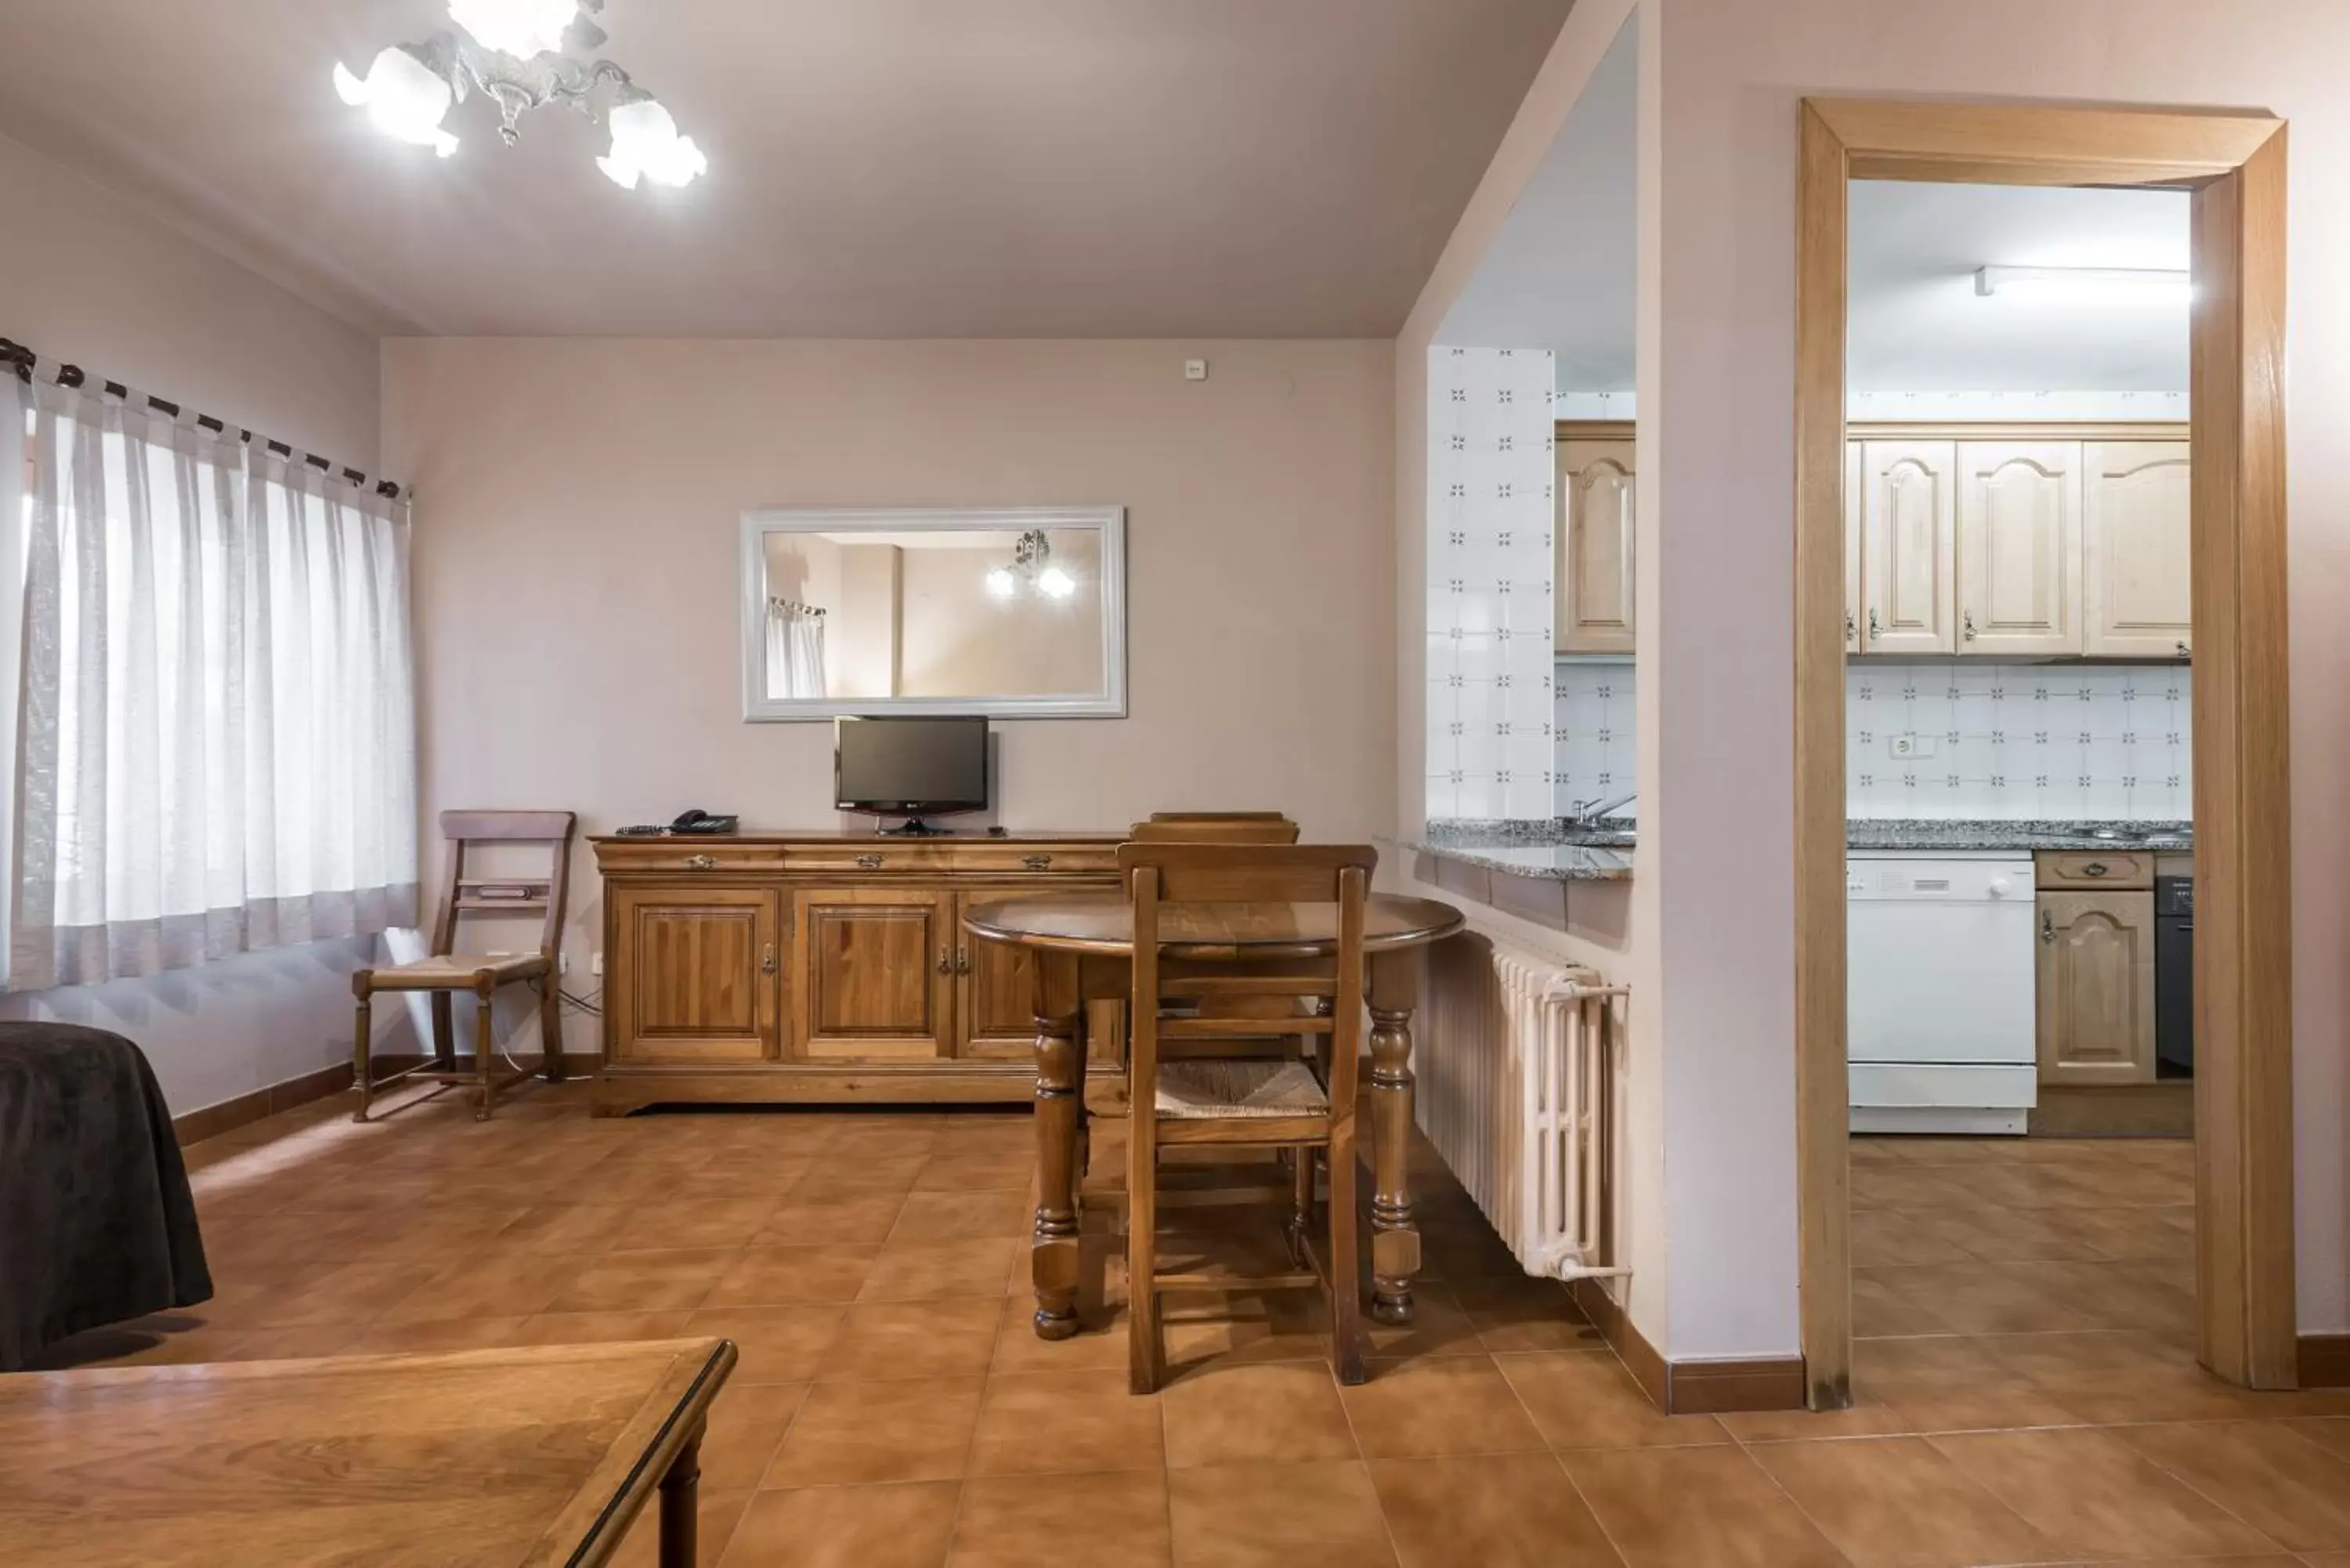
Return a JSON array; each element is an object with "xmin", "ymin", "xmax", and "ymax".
[
  {"xmin": 956, "ymin": 947, "xmax": 973, "ymax": 975},
  {"xmin": 1021, "ymin": 853, "xmax": 1053, "ymax": 871},
  {"xmin": 856, "ymin": 853, "xmax": 885, "ymax": 870},
  {"xmin": 2081, "ymin": 861, "xmax": 2110, "ymax": 877},
  {"xmin": 685, "ymin": 853, "xmax": 716, "ymax": 871},
  {"xmin": 761, "ymin": 943, "xmax": 777, "ymax": 976},
  {"xmin": 937, "ymin": 946, "xmax": 954, "ymax": 975}
]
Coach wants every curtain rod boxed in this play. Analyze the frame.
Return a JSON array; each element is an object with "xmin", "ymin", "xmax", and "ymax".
[{"xmin": 0, "ymin": 336, "xmax": 405, "ymax": 500}]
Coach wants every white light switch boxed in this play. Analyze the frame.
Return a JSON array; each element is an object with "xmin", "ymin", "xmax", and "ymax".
[{"xmin": 1184, "ymin": 358, "xmax": 1209, "ymax": 381}]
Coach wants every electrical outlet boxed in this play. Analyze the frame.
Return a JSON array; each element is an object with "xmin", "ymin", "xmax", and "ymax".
[
  {"xmin": 1889, "ymin": 732, "xmax": 1940, "ymax": 759},
  {"xmin": 1184, "ymin": 358, "xmax": 1209, "ymax": 381},
  {"xmin": 559, "ymin": 952, "xmax": 569, "ymax": 976},
  {"xmin": 591, "ymin": 952, "xmax": 603, "ymax": 978}
]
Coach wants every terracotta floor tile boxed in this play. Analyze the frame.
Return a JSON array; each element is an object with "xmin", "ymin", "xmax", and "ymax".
[
  {"xmin": 1495, "ymin": 1349, "xmax": 1729, "ymax": 1450},
  {"xmin": 1167, "ymin": 1460, "xmax": 1397, "ymax": 1568},
  {"xmin": 721, "ymin": 1480, "xmax": 960, "ymax": 1568},
  {"xmin": 683, "ymin": 1306, "xmax": 848, "ymax": 1385},
  {"xmin": 793, "ymin": 1158, "xmax": 929, "ymax": 1200},
  {"xmin": 696, "ymin": 1383, "xmax": 809, "ymax": 1493},
  {"xmin": 1559, "ymin": 1444, "xmax": 1848, "ymax": 1567},
  {"xmin": 1340, "ymin": 1355, "xmax": 1546, "ymax": 1458},
  {"xmin": 1983, "ymin": 1329, "xmax": 2260, "ymax": 1423},
  {"xmin": 1928, "ymin": 1427, "xmax": 2283, "ymax": 1559},
  {"xmin": 2289, "ymin": 1418, "xmax": 2350, "ymax": 1461},
  {"xmin": 913, "ymin": 1153, "xmax": 1036, "ymax": 1193},
  {"xmin": 1852, "ymin": 1270, "xmax": 1960, "ymax": 1338},
  {"xmin": 1852, "ymin": 1208, "xmax": 1979, "ymax": 1267},
  {"xmin": 1865, "ymin": 1262, "xmax": 2115, "ymax": 1335},
  {"xmin": 511, "ymin": 1310, "xmax": 696, "ymax": 1347},
  {"xmin": 1361, "ymin": 1283, "xmax": 1503, "ymax": 1364},
  {"xmin": 951, "ymin": 1470, "xmax": 1173, "ymax": 1568},
  {"xmin": 607, "ymin": 1198, "xmax": 788, "ymax": 1253},
  {"xmin": 1161, "ymin": 1287, "xmax": 1334, "ymax": 1371},
  {"xmin": 760, "ymin": 1376, "xmax": 983, "ymax": 1487},
  {"xmin": 2121, "ymin": 1420, "xmax": 2350, "ymax": 1551},
  {"xmin": 376, "ymin": 1252, "xmax": 595, "ymax": 1323},
  {"xmin": 1749, "ymin": 1435, "xmax": 2057, "ymax": 1567},
  {"xmin": 755, "ymin": 1194, "xmax": 910, "ymax": 1245},
  {"xmin": 971, "ymin": 1368, "xmax": 1166, "ymax": 1476},
  {"xmin": 703, "ymin": 1245, "xmax": 880, "ymax": 1309},
  {"xmin": 816, "ymin": 1297, "xmax": 1002, "ymax": 1382},
  {"xmin": 1161, "ymin": 1360, "xmax": 1360, "ymax": 1468},
  {"xmin": 546, "ymin": 1248, "xmax": 742, "ymax": 1314},
  {"xmin": 989, "ymin": 1293, "xmax": 1136, "ymax": 1375},
  {"xmin": 891, "ymin": 1190, "xmax": 1032, "ymax": 1243},
  {"xmin": 857, "ymin": 1238, "xmax": 1023, "ymax": 1302},
  {"xmin": 1852, "ymin": 1333, "xmax": 2082, "ymax": 1433},
  {"xmin": 1368, "ymin": 1451, "xmax": 1622, "ymax": 1567},
  {"xmin": 1449, "ymin": 1277, "xmax": 1605, "ymax": 1353},
  {"xmin": 610, "ymin": 1486, "xmax": 749, "ymax": 1568}
]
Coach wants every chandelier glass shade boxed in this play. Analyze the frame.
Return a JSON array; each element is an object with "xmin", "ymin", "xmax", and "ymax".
[
  {"xmin": 985, "ymin": 530, "xmax": 1078, "ymax": 602},
  {"xmin": 334, "ymin": 0, "xmax": 704, "ymax": 188}
]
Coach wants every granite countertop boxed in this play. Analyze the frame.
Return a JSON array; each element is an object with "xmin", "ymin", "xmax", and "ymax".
[{"xmin": 1405, "ymin": 816, "xmax": 2191, "ymax": 881}]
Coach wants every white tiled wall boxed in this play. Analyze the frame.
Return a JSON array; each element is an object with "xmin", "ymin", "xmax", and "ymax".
[
  {"xmin": 1426, "ymin": 347, "xmax": 1557, "ymax": 821},
  {"xmin": 1556, "ymin": 658, "xmax": 2192, "ymax": 822},
  {"xmin": 1554, "ymin": 659, "xmax": 1638, "ymax": 811}
]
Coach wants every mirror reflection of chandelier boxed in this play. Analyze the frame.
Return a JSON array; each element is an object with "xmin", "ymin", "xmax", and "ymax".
[{"xmin": 985, "ymin": 529, "xmax": 1076, "ymax": 602}]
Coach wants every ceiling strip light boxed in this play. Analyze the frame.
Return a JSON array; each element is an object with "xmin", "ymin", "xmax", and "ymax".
[{"xmin": 1973, "ymin": 265, "xmax": 2190, "ymax": 302}]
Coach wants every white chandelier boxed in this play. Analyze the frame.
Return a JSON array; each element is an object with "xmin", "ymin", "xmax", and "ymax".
[
  {"xmin": 334, "ymin": 0, "xmax": 707, "ymax": 189},
  {"xmin": 985, "ymin": 530, "xmax": 1077, "ymax": 602}
]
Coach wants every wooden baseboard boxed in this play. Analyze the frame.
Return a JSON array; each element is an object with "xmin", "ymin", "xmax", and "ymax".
[
  {"xmin": 2303, "ymin": 1334, "xmax": 2350, "ymax": 1389},
  {"xmin": 172, "ymin": 1060, "xmax": 353, "ymax": 1147},
  {"xmin": 2031, "ymin": 1082, "xmax": 2195, "ymax": 1138},
  {"xmin": 1567, "ymin": 1277, "xmax": 1806, "ymax": 1414}
]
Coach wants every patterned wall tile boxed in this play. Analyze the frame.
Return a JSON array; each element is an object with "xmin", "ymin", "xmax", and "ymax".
[
  {"xmin": 1428, "ymin": 346, "xmax": 1557, "ymax": 819},
  {"xmin": 1554, "ymin": 659, "xmax": 1639, "ymax": 813}
]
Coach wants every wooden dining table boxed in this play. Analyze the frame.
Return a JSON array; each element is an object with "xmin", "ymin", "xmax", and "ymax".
[
  {"xmin": 963, "ymin": 892, "xmax": 1466, "ymax": 1341},
  {"xmin": 0, "ymin": 1337, "xmax": 736, "ymax": 1567}
]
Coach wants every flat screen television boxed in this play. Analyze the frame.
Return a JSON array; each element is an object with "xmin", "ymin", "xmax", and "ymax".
[{"xmin": 834, "ymin": 716, "xmax": 989, "ymax": 835}]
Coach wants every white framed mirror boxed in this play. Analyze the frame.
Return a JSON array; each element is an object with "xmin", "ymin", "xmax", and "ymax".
[{"xmin": 741, "ymin": 506, "xmax": 1127, "ymax": 720}]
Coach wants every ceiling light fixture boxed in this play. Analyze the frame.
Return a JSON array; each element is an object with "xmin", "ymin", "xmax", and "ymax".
[
  {"xmin": 334, "ymin": 0, "xmax": 704, "ymax": 188},
  {"xmin": 987, "ymin": 531, "xmax": 1076, "ymax": 602},
  {"xmin": 1974, "ymin": 265, "xmax": 2190, "ymax": 304}
]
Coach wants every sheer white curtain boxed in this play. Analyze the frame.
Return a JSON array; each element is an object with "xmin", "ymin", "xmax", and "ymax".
[
  {"xmin": 765, "ymin": 599, "xmax": 828, "ymax": 699},
  {"xmin": 11, "ymin": 379, "xmax": 418, "ymax": 988}
]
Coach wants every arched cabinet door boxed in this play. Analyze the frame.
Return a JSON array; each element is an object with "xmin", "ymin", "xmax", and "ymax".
[
  {"xmin": 1556, "ymin": 439, "xmax": 1636, "ymax": 655},
  {"xmin": 1857, "ymin": 441, "xmax": 1958, "ymax": 655},
  {"xmin": 2036, "ymin": 891, "xmax": 2157, "ymax": 1086},
  {"xmin": 2084, "ymin": 441, "xmax": 2193, "ymax": 659},
  {"xmin": 1957, "ymin": 442, "xmax": 2083, "ymax": 656}
]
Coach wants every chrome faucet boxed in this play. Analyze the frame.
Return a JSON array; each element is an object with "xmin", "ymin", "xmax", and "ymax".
[{"xmin": 1569, "ymin": 791, "xmax": 1638, "ymax": 826}]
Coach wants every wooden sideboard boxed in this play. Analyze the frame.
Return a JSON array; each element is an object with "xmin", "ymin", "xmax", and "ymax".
[{"xmin": 590, "ymin": 831, "xmax": 1123, "ymax": 1113}]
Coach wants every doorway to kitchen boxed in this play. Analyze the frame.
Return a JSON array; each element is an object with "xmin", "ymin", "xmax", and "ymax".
[{"xmin": 1795, "ymin": 101, "xmax": 2294, "ymax": 1408}]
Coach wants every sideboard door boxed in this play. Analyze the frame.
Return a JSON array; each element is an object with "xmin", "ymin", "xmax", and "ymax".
[
  {"xmin": 956, "ymin": 890, "xmax": 1042, "ymax": 1061},
  {"xmin": 791, "ymin": 887, "xmax": 956, "ymax": 1060},
  {"xmin": 606, "ymin": 887, "xmax": 783, "ymax": 1064}
]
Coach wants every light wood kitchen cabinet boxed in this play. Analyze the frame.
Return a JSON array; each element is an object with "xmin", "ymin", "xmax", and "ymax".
[
  {"xmin": 1556, "ymin": 438, "xmax": 1636, "ymax": 655},
  {"xmin": 2036, "ymin": 888, "xmax": 2157, "ymax": 1086},
  {"xmin": 1845, "ymin": 442, "xmax": 1864, "ymax": 653},
  {"xmin": 1956, "ymin": 442, "xmax": 2082, "ymax": 656},
  {"xmin": 604, "ymin": 886, "xmax": 783, "ymax": 1065},
  {"xmin": 791, "ymin": 887, "xmax": 957, "ymax": 1060},
  {"xmin": 1858, "ymin": 440, "xmax": 1958, "ymax": 654},
  {"xmin": 2084, "ymin": 440, "xmax": 2194, "ymax": 658}
]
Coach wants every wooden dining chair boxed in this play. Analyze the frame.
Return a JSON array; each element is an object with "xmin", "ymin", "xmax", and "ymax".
[
  {"xmin": 1133, "ymin": 811, "xmax": 1300, "ymax": 844},
  {"xmin": 1121, "ymin": 841, "xmax": 1376, "ymax": 1391},
  {"xmin": 352, "ymin": 811, "xmax": 576, "ymax": 1122}
]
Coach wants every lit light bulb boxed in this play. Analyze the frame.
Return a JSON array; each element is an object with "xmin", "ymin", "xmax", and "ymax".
[
  {"xmin": 597, "ymin": 97, "xmax": 708, "ymax": 189},
  {"xmin": 447, "ymin": 0, "xmax": 580, "ymax": 59},
  {"xmin": 985, "ymin": 568, "xmax": 1018, "ymax": 600},
  {"xmin": 333, "ymin": 48, "xmax": 459, "ymax": 158},
  {"xmin": 1037, "ymin": 566, "xmax": 1076, "ymax": 600}
]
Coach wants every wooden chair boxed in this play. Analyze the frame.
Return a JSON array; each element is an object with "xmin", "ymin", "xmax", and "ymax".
[
  {"xmin": 352, "ymin": 811, "xmax": 576, "ymax": 1122},
  {"xmin": 1133, "ymin": 811, "xmax": 1300, "ymax": 844},
  {"xmin": 1122, "ymin": 841, "xmax": 1375, "ymax": 1391}
]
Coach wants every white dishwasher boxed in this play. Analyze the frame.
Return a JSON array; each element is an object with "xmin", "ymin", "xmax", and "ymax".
[{"xmin": 1847, "ymin": 853, "xmax": 2037, "ymax": 1135}]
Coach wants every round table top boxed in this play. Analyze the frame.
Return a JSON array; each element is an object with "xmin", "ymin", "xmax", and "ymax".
[{"xmin": 961, "ymin": 893, "xmax": 1466, "ymax": 958}]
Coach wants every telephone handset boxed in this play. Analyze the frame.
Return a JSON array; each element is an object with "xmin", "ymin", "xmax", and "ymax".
[{"xmin": 617, "ymin": 809, "xmax": 740, "ymax": 836}]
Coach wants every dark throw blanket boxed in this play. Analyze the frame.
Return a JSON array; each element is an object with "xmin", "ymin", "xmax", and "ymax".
[{"xmin": 0, "ymin": 1023, "xmax": 212, "ymax": 1371}]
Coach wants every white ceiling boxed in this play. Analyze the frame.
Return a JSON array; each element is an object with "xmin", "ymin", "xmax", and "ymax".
[
  {"xmin": 1849, "ymin": 180, "xmax": 2189, "ymax": 392},
  {"xmin": 1432, "ymin": 17, "xmax": 1634, "ymax": 388},
  {"xmin": 0, "ymin": 0, "xmax": 1576, "ymax": 338}
]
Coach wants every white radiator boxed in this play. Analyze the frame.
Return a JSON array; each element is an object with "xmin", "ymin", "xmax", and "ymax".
[{"xmin": 1417, "ymin": 933, "xmax": 1629, "ymax": 1281}]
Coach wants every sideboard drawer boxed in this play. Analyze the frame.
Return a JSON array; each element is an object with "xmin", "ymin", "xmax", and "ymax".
[
  {"xmin": 782, "ymin": 844, "xmax": 1119, "ymax": 876},
  {"xmin": 599, "ymin": 841, "xmax": 793, "ymax": 874},
  {"xmin": 2036, "ymin": 851, "xmax": 2154, "ymax": 891}
]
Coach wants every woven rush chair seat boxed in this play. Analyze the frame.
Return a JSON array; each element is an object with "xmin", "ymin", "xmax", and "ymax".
[
  {"xmin": 365, "ymin": 953, "xmax": 548, "ymax": 989},
  {"xmin": 1155, "ymin": 1059, "xmax": 1329, "ymax": 1120}
]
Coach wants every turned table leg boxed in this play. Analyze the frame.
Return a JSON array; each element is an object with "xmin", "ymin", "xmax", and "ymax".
[
  {"xmin": 1368, "ymin": 950, "xmax": 1423, "ymax": 1326},
  {"xmin": 657, "ymin": 1427, "xmax": 701, "ymax": 1568},
  {"xmin": 1029, "ymin": 949, "xmax": 1087, "ymax": 1340}
]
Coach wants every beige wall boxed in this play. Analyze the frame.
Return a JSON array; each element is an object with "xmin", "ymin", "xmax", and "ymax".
[
  {"xmin": 898, "ymin": 533, "xmax": 1105, "ymax": 699},
  {"xmin": 383, "ymin": 337, "xmax": 1397, "ymax": 1023},
  {"xmin": 1642, "ymin": 0, "xmax": 2350, "ymax": 1340},
  {"xmin": 0, "ymin": 131, "xmax": 380, "ymax": 471},
  {"xmin": 0, "ymin": 130, "xmax": 385, "ymax": 1116}
]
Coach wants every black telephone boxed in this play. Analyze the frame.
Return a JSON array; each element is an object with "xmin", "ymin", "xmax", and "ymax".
[{"xmin": 617, "ymin": 809, "xmax": 739, "ymax": 837}]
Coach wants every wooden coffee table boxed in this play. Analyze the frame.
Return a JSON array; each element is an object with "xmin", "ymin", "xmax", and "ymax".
[{"xmin": 0, "ymin": 1337, "xmax": 736, "ymax": 1566}]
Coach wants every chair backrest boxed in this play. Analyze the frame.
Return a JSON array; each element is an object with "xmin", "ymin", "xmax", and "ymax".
[
  {"xmin": 430, "ymin": 811, "xmax": 577, "ymax": 961},
  {"xmin": 1129, "ymin": 812, "xmax": 1300, "ymax": 845},
  {"xmin": 1119, "ymin": 842, "xmax": 1376, "ymax": 1115}
]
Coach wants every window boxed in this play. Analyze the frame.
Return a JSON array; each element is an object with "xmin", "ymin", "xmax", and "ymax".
[{"xmin": 2, "ymin": 375, "xmax": 417, "ymax": 988}]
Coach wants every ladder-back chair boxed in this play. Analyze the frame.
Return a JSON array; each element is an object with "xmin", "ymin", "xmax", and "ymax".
[
  {"xmin": 1121, "ymin": 841, "xmax": 1375, "ymax": 1391},
  {"xmin": 1130, "ymin": 812, "xmax": 1300, "ymax": 845},
  {"xmin": 352, "ymin": 810, "xmax": 576, "ymax": 1122}
]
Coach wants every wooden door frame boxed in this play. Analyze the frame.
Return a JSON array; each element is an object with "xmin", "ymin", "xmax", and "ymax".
[{"xmin": 1795, "ymin": 99, "xmax": 2294, "ymax": 1406}]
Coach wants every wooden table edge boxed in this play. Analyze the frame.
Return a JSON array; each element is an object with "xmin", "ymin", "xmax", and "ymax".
[
  {"xmin": 959, "ymin": 898, "xmax": 1467, "ymax": 956},
  {"xmin": 528, "ymin": 1336, "xmax": 738, "ymax": 1568}
]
